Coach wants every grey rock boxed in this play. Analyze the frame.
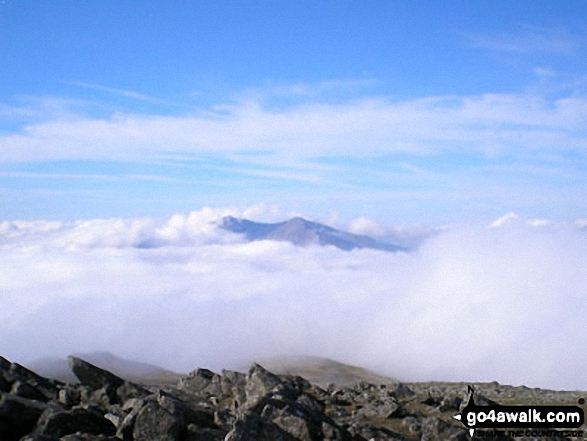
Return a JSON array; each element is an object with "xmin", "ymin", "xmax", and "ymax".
[
  {"xmin": 244, "ymin": 363, "xmax": 284, "ymax": 408},
  {"xmin": 0, "ymin": 372, "xmax": 10, "ymax": 392},
  {"xmin": 420, "ymin": 416, "xmax": 469, "ymax": 441},
  {"xmin": 67, "ymin": 357, "xmax": 124, "ymax": 391},
  {"xmin": 225, "ymin": 409, "xmax": 298, "ymax": 441},
  {"xmin": 20, "ymin": 435, "xmax": 59, "ymax": 441},
  {"xmin": 296, "ymin": 393, "xmax": 323, "ymax": 413},
  {"xmin": 132, "ymin": 401, "xmax": 185, "ymax": 441},
  {"xmin": 59, "ymin": 435, "xmax": 119, "ymax": 441},
  {"xmin": 388, "ymin": 382, "xmax": 415, "ymax": 398},
  {"xmin": 178, "ymin": 367, "xmax": 223, "ymax": 399},
  {"xmin": 156, "ymin": 391, "xmax": 216, "ymax": 429},
  {"xmin": 58, "ymin": 387, "xmax": 80, "ymax": 408},
  {"xmin": 0, "ymin": 354, "xmax": 585, "ymax": 441},
  {"xmin": 115, "ymin": 380, "xmax": 149, "ymax": 403},
  {"xmin": 221, "ymin": 370, "xmax": 247, "ymax": 409},
  {"xmin": 3, "ymin": 362, "xmax": 62, "ymax": 401},
  {"xmin": 0, "ymin": 356, "xmax": 11, "ymax": 371},
  {"xmin": 0, "ymin": 393, "xmax": 49, "ymax": 440},
  {"xmin": 273, "ymin": 412, "xmax": 313, "ymax": 440},
  {"xmin": 33, "ymin": 406, "xmax": 116, "ymax": 439},
  {"xmin": 470, "ymin": 391, "xmax": 500, "ymax": 406},
  {"xmin": 116, "ymin": 398, "xmax": 146, "ymax": 440},
  {"xmin": 355, "ymin": 400, "xmax": 399, "ymax": 419},
  {"xmin": 439, "ymin": 394, "xmax": 463, "ymax": 412},
  {"xmin": 11, "ymin": 380, "xmax": 48, "ymax": 401}
]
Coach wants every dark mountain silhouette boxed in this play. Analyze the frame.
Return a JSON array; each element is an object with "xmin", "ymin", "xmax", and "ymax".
[{"xmin": 221, "ymin": 216, "xmax": 406, "ymax": 252}]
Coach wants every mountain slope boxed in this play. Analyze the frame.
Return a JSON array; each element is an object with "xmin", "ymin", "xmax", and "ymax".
[
  {"xmin": 29, "ymin": 351, "xmax": 182, "ymax": 385},
  {"xmin": 221, "ymin": 216, "xmax": 406, "ymax": 252}
]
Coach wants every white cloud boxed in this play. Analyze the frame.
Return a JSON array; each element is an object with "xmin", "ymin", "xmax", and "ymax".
[
  {"xmin": 0, "ymin": 207, "xmax": 586, "ymax": 390},
  {"xmin": 1, "ymin": 92, "xmax": 586, "ymax": 163},
  {"xmin": 490, "ymin": 212, "xmax": 576, "ymax": 230},
  {"xmin": 346, "ymin": 217, "xmax": 442, "ymax": 248},
  {"xmin": 490, "ymin": 212, "xmax": 521, "ymax": 228}
]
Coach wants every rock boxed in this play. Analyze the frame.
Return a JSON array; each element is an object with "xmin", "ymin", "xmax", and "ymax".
[
  {"xmin": 225, "ymin": 409, "xmax": 298, "ymax": 441},
  {"xmin": 355, "ymin": 399, "xmax": 399, "ymax": 419},
  {"xmin": 1, "ymin": 357, "xmax": 61, "ymax": 404},
  {"xmin": 58, "ymin": 387, "xmax": 80, "ymax": 408},
  {"xmin": 420, "ymin": 416, "xmax": 469, "ymax": 441},
  {"xmin": 59, "ymin": 435, "xmax": 119, "ymax": 441},
  {"xmin": 272, "ymin": 412, "xmax": 313, "ymax": 440},
  {"xmin": 0, "ymin": 356, "xmax": 11, "ymax": 371},
  {"xmin": 296, "ymin": 393, "xmax": 323, "ymax": 413},
  {"xmin": 0, "ymin": 371, "xmax": 10, "ymax": 392},
  {"xmin": 33, "ymin": 406, "xmax": 116, "ymax": 438},
  {"xmin": 156, "ymin": 391, "xmax": 216, "ymax": 429},
  {"xmin": 389, "ymin": 382, "xmax": 414, "ymax": 398},
  {"xmin": 0, "ymin": 393, "xmax": 49, "ymax": 440},
  {"xmin": 132, "ymin": 401, "xmax": 185, "ymax": 441},
  {"xmin": 19, "ymin": 435, "xmax": 59, "ymax": 441},
  {"xmin": 244, "ymin": 363, "xmax": 285, "ymax": 409},
  {"xmin": 439, "ymin": 394, "xmax": 463, "ymax": 411},
  {"xmin": 114, "ymin": 380, "xmax": 149, "ymax": 403},
  {"xmin": 470, "ymin": 391, "xmax": 500, "ymax": 406},
  {"xmin": 116, "ymin": 398, "xmax": 145, "ymax": 440},
  {"xmin": 221, "ymin": 370, "xmax": 247, "ymax": 408},
  {"xmin": 10, "ymin": 380, "xmax": 48, "ymax": 401},
  {"xmin": 178, "ymin": 368, "xmax": 219, "ymax": 392},
  {"xmin": 67, "ymin": 357, "xmax": 124, "ymax": 391},
  {"xmin": 0, "ymin": 354, "xmax": 585, "ymax": 441}
]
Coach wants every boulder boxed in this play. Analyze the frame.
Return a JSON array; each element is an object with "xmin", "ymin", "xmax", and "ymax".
[
  {"xmin": 4, "ymin": 363, "xmax": 62, "ymax": 401},
  {"xmin": 132, "ymin": 401, "xmax": 185, "ymax": 441},
  {"xmin": 244, "ymin": 363, "xmax": 284, "ymax": 409},
  {"xmin": 33, "ymin": 406, "xmax": 116, "ymax": 439},
  {"xmin": 221, "ymin": 370, "xmax": 247, "ymax": 408},
  {"xmin": 10, "ymin": 380, "xmax": 48, "ymax": 401},
  {"xmin": 0, "ymin": 373, "xmax": 11, "ymax": 392},
  {"xmin": 225, "ymin": 410, "xmax": 298, "ymax": 441},
  {"xmin": 420, "ymin": 416, "xmax": 470, "ymax": 441},
  {"xmin": 178, "ymin": 368, "xmax": 219, "ymax": 393},
  {"xmin": 67, "ymin": 357, "xmax": 125, "ymax": 391},
  {"xmin": 0, "ymin": 356, "xmax": 11, "ymax": 371},
  {"xmin": 0, "ymin": 393, "xmax": 50, "ymax": 440}
]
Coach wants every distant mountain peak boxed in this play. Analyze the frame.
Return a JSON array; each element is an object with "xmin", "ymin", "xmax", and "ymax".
[{"xmin": 221, "ymin": 216, "xmax": 405, "ymax": 252}]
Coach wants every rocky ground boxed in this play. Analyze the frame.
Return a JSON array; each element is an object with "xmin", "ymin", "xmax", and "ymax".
[{"xmin": 0, "ymin": 354, "xmax": 585, "ymax": 440}]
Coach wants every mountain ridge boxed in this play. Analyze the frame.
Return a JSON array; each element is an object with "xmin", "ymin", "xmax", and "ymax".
[{"xmin": 221, "ymin": 216, "xmax": 406, "ymax": 252}]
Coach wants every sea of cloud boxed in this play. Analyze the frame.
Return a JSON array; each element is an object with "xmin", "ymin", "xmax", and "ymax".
[{"xmin": 1, "ymin": 207, "xmax": 586, "ymax": 390}]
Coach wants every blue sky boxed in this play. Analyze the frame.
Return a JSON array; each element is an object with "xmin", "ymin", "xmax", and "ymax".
[
  {"xmin": 1, "ymin": 0, "xmax": 586, "ymax": 224},
  {"xmin": 3, "ymin": 1, "xmax": 587, "ymax": 391}
]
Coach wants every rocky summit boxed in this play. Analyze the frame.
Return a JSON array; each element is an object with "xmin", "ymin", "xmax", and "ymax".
[
  {"xmin": 0, "ymin": 355, "xmax": 585, "ymax": 440},
  {"xmin": 220, "ymin": 216, "xmax": 406, "ymax": 252}
]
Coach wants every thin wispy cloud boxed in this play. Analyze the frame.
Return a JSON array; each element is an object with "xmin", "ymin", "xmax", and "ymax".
[
  {"xmin": 70, "ymin": 82, "xmax": 183, "ymax": 107},
  {"xmin": 0, "ymin": 171, "xmax": 117, "ymax": 180},
  {"xmin": 0, "ymin": 170, "xmax": 181, "ymax": 184},
  {"xmin": 463, "ymin": 25, "xmax": 582, "ymax": 55},
  {"xmin": 224, "ymin": 167, "xmax": 326, "ymax": 185}
]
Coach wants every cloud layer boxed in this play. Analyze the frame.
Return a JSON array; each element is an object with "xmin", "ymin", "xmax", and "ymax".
[
  {"xmin": 1, "ymin": 207, "xmax": 586, "ymax": 390},
  {"xmin": 2, "ymin": 93, "xmax": 587, "ymax": 163}
]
